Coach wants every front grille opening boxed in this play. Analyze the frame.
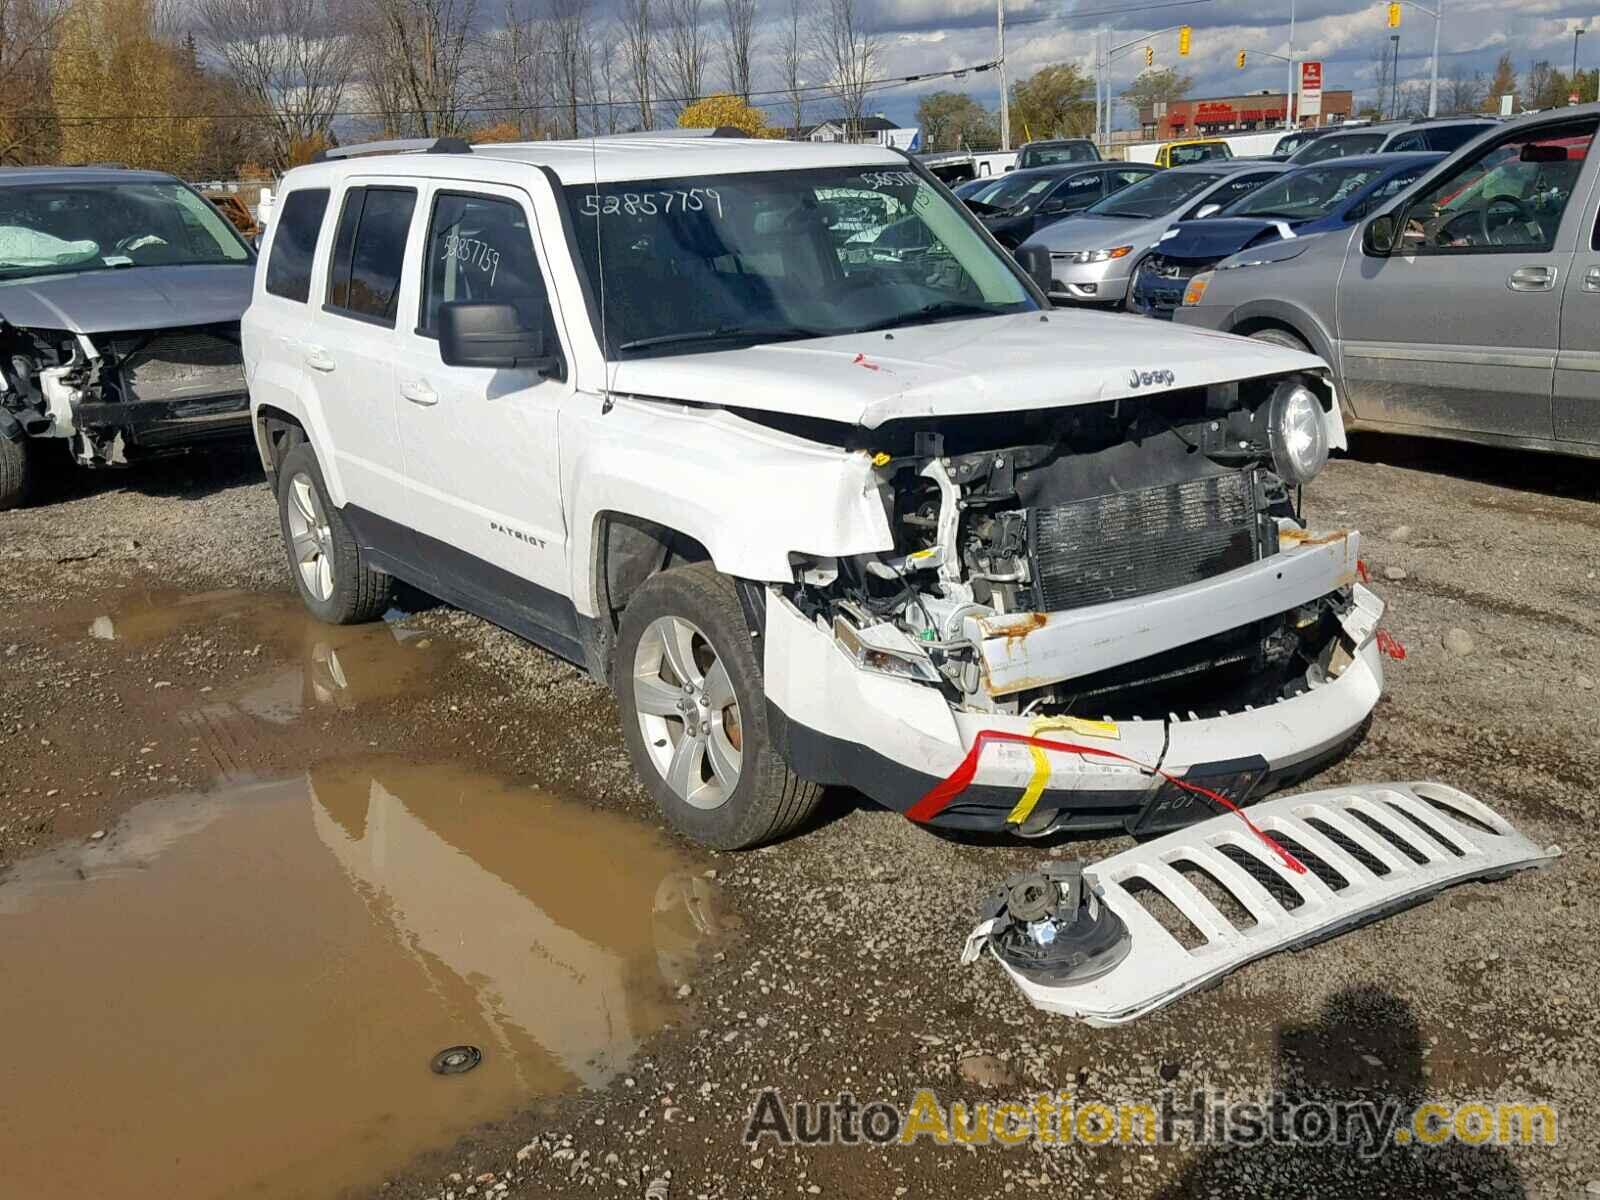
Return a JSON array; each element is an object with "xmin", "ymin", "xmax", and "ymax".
[
  {"xmin": 1414, "ymin": 789, "xmax": 1502, "ymax": 838},
  {"xmin": 1216, "ymin": 843, "xmax": 1305, "ymax": 911},
  {"xmin": 1266, "ymin": 833, "xmax": 1349, "ymax": 892},
  {"xmin": 1170, "ymin": 858, "xmax": 1257, "ymax": 930},
  {"xmin": 1345, "ymin": 808, "xmax": 1430, "ymax": 865},
  {"xmin": 1121, "ymin": 876, "xmax": 1208, "ymax": 950},
  {"xmin": 1306, "ymin": 817, "xmax": 1390, "ymax": 877},
  {"xmin": 1029, "ymin": 469, "xmax": 1262, "ymax": 613},
  {"xmin": 1384, "ymin": 802, "xmax": 1465, "ymax": 857}
]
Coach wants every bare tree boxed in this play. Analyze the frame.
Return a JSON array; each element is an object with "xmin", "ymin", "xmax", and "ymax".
[
  {"xmin": 588, "ymin": 24, "xmax": 621, "ymax": 133},
  {"xmin": 1442, "ymin": 64, "xmax": 1484, "ymax": 115},
  {"xmin": 657, "ymin": 0, "xmax": 706, "ymax": 115},
  {"xmin": 354, "ymin": 0, "xmax": 479, "ymax": 138},
  {"xmin": 619, "ymin": 0, "xmax": 653, "ymax": 129},
  {"xmin": 478, "ymin": 0, "xmax": 558, "ymax": 137},
  {"xmin": 196, "ymin": 0, "xmax": 351, "ymax": 167},
  {"xmin": 548, "ymin": 0, "xmax": 590, "ymax": 137},
  {"xmin": 776, "ymin": 0, "xmax": 805, "ymax": 135},
  {"xmin": 718, "ymin": 0, "xmax": 754, "ymax": 100},
  {"xmin": 809, "ymin": 0, "xmax": 875, "ymax": 133}
]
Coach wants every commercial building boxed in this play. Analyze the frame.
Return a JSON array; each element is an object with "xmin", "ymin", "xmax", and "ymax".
[{"xmin": 1139, "ymin": 88, "xmax": 1355, "ymax": 138}]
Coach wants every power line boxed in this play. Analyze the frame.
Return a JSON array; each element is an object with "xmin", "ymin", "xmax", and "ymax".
[{"xmin": 43, "ymin": 58, "xmax": 1000, "ymax": 126}]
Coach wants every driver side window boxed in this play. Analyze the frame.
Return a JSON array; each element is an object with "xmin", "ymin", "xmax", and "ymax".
[{"xmin": 1398, "ymin": 117, "xmax": 1596, "ymax": 254}]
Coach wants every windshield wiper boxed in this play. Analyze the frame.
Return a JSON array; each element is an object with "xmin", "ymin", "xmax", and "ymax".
[
  {"xmin": 617, "ymin": 325, "xmax": 821, "ymax": 352},
  {"xmin": 855, "ymin": 301, "xmax": 1000, "ymax": 334}
]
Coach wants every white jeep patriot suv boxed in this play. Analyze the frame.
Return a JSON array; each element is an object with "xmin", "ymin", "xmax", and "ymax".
[{"xmin": 242, "ymin": 133, "xmax": 1384, "ymax": 850}]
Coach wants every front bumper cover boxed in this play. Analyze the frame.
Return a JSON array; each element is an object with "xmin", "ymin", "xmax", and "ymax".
[{"xmin": 764, "ymin": 581, "xmax": 1386, "ymax": 835}]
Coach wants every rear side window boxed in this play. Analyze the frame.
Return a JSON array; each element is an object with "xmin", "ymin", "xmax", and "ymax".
[
  {"xmin": 325, "ymin": 186, "xmax": 417, "ymax": 326},
  {"xmin": 1427, "ymin": 124, "xmax": 1492, "ymax": 152},
  {"xmin": 264, "ymin": 188, "xmax": 329, "ymax": 302},
  {"xmin": 419, "ymin": 192, "xmax": 551, "ymax": 337}
]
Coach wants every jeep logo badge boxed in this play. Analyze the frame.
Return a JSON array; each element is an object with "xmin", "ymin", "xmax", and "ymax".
[{"xmin": 1127, "ymin": 368, "xmax": 1176, "ymax": 389}]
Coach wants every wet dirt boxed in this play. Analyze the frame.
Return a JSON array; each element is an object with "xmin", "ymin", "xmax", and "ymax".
[{"xmin": 0, "ymin": 758, "xmax": 722, "ymax": 1200}]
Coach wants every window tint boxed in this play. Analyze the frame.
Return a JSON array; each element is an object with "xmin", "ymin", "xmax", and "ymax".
[
  {"xmin": 1399, "ymin": 118, "xmax": 1596, "ymax": 253},
  {"xmin": 1346, "ymin": 165, "xmax": 1431, "ymax": 221},
  {"xmin": 420, "ymin": 193, "xmax": 550, "ymax": 337},
  {"xmin": 1426, "ymin": 123, "xmax": 1492, "ymax": 152},
  {"xmin": 1388, "ymin": 132, "xmax": 1427, "ymax": 152},
  {"xmin": 1294, "ymin": 133, "xmax": 1386, "ymax": 163},
  {"xmin": 1044, "ymin": 173, "xmax": 1103, "ymax": 210},
  {"xmin": 325, "ymin": 186, "xmax": 417, "ymax": 324},
  {"xmin": 264, "ymin": 188, "xmax": 329, "ymax": 302}
]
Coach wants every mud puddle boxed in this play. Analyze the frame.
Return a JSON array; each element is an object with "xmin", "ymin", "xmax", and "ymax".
[{"xmin": 0, "ymin": 760, "xmax": 723, "ymax": 1199}]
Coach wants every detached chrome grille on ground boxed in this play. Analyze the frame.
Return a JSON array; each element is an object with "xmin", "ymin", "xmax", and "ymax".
[
  {"xmin": 1028, "ymin": 470, "xmax": 1262, "ymax": 612},
  {"xmin": 963, "ymin": 782, "xmax": 1560, "ymax": 1025}
]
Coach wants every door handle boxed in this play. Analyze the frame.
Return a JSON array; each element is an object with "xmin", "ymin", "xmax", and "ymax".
[
  {"xmin": 1506, "ymin": 265, "xmax": 1556, "ymax": 292},
  {"xmin": 400, "ymin": 379, "xmax": 438, "ymax": 406},
  {"xmin": 302, "ymin": 344, "xmax": 336, "ymax": 372},
  {"xmin": 1584, "ymin": 266, "xmax": 1600, "ymax": 294}
]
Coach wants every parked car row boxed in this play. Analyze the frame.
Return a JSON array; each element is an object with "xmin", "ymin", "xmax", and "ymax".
[{"xmin": 1015, "ymin": 104, "xmax": 1600, "ymax": 459}]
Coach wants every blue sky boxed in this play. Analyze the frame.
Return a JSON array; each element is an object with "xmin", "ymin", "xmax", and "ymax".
[{"xmin": 778, "ymin": 0, "xmax": 1595, "ymax": 130}]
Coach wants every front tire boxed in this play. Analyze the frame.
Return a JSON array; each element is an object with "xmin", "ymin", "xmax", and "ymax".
[
  {"xmin": 1246, "ymin": 326, "xmax": 1312, "ymax": 354},
  {"xmin": 0, "ymin": 436, "xmax": 33, "ymax": 511},
  {"xmin": 275, "ymin": 443, "xmax": 392, "ymax": 624},
  {"xmin": 616, "ymin": 564, "xmax": 822, "ymax": 850}
]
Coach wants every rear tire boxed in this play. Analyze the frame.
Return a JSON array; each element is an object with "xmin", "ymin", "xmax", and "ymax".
[
  {"xmin": 616, "ymin": 564, "xmax": 822, "ymax": 850},
  {"xmin": 1246, "ymin": 326, "xmax": 1312, "ymax": 354},
  {"xmin": 0, "ymin": 436, "xmax": 32, "ymax": 512},
  {"xmin": 275, "ymin": 443, "xmax": 392, "ymax": 625}
]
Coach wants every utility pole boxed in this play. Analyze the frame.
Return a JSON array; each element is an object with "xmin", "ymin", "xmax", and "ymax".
[
  {"xmin": 1285, "ymin": 0, "xmax": 1296, "ymax": 130},
  {"xmin": 1390, "ymin": 33, "xmax": 1401, "ymax": 119},
  {"xmin": 997, "ymin": 0, "xmax": 1010, "ymax": 151},
  {"xmin": 1427, "ymin": 0, "xmax": 1441, "ymax": 116},
  {"xmin": 1574, "ymin": 28, "xmax": 1586, "ymax": 103}
]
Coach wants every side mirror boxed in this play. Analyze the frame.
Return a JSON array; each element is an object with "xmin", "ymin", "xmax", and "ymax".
[
  {"xmin": 439, "ymin": 301, "xmax": 562, "ymax": 376},
  {"xmin": 1194, "ymin": 203, "xmax": 1222, "ymax": 219},
  {"xmin": 1014, "ymin": 244, "xmax": 1054, "ymax": 294},
  {"xmin": 1363, "ymin": 212, "xmax": 1399, "ymax": 256},
  {"xmin": 1040, "ymin": 198, "xmax": 1066, "ymax": 215},
  {"xmin": 1003, "ymin": 164, "xmax": 1015, "ymax": 172}
]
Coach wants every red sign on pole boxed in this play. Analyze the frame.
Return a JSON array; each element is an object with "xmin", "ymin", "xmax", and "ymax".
[{"xmin": 1299, "ymin": 60, "xmax": 1324, "ymax": 118}]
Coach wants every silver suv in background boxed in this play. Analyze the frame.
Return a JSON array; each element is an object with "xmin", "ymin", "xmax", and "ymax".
[
  {"xmin": 1019, "ymin": 160, "xmax": 1287, "ymax": 306},
  {"xmin": 1289, "ymin": 117, "xmax": 1498, "ymax": 163},
  {"xmin": 1175, "ymin": 105, "xmax": 1600, "ymax": 458}
]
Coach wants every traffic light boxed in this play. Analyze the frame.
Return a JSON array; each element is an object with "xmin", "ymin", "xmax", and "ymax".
[
  {"xmin": 1236, "ymin": 49, "xmax": 1247, "ymax": 69},
  {"xmin": 1387, "ymin": 2, "xmax": 1401, "ymax": 27},
  {"xmin": 1178, "ymin": 25, "xmax": 1191, "ymax": 56},
  {"xmin": 1145, "ymin": 45, "xmax": 1154, "ymax": 67}
]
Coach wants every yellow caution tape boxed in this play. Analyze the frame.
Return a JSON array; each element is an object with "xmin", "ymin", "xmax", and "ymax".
[
  {"xmin": 1028, "ymin": 714, "xmax": 1121, "ymax": 741},
  {"xmin": 1005, "ymin": 716, "xmax": 1121, "ymax": 827}
]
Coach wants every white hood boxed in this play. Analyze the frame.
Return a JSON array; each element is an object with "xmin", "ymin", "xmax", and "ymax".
[{"xmin": 606, "ymin": 309, "xmax": 1326, "ymax": 429}]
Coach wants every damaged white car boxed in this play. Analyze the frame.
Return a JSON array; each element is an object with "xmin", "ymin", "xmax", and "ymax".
[
  {"xmin": 0, "ymin": 167, "xmax": 256, "ymax": 510},
  {"xmin": 242, "ymin": 135, "xmax": 1384, "ymax": 850}
]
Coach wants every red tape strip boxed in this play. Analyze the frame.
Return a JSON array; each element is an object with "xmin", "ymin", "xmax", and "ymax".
[{"xmin": 905, "ymin": 729, "xmax": 1307, "ymax": 875}]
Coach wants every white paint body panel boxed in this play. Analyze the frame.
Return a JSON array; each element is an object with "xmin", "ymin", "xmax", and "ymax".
[{"xmin": 963, "ymin": 783, "xmax": 1560, "ymax": 1025}]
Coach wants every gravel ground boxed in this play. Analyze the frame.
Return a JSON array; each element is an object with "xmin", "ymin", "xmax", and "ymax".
[{"xmin": 1, "ymin": 434, "xmax": 1596, "ymax": 1199}]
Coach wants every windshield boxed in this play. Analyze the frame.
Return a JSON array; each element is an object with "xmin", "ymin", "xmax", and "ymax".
[
  {"xmin": 1292, "ymin": 133, "xmax": 1386, "ymax": 163},
  {"xmin": 1020, "ymin": 142, "xmax": 1096, "ymax": 167},
  {"xmin": 566, "ymin": 167, "xmax": 1036, "ymax": 357},
  {"xmin": 1086, "ymin": 170, "xmax": 1223, "ymax": 218},
  {"xmin": 0, "ymin": 181, "xmax": 252, "ymax": 280},
  {"xmin": 966, "ymin": 173, "xmax": 1055, "ymax": 212},
  {"xmin": 1225, "ymin": 163, "xmax": 1382, "ymax": 220}
]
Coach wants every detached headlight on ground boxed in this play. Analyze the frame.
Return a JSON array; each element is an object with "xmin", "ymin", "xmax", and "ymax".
[
  {"xmin": 1182, "ymin": 270, "xmax": 1212, "ymax": 306},
  {"xmin": 1268, "ymin": 381, "xmax": 1331, "ymax": 485},
  {"xmin": 1062, "ymin": 245, "xmax": 1133, "ymax": 264}
]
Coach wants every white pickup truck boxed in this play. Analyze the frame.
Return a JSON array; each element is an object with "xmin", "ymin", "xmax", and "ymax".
[{"xmin": 241, "ymin": 133, "xmax": 1383, "ymax": 850}]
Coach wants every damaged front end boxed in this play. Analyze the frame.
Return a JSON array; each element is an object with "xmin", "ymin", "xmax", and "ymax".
[
  {"xmin": 763, "ymin": 371, "xmax": 1385, "ymax": 837},
  {"xmin": 0, "ymin": 318, "xmax": 250, "ymax": 467}
]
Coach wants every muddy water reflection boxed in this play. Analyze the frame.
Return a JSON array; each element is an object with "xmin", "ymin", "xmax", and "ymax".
[{"xmin": 0, "ymin": 761, "xmax": 718, "ymax": 1199}]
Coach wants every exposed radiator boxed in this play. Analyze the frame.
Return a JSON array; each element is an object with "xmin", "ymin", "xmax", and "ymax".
[
  {"xmin": 1028, "ymin": 469, "xmax": 1263, "ymax": 613},
  {"xmin": 113, "ymin": 330, "xmax": 246, "ymax": 403}
]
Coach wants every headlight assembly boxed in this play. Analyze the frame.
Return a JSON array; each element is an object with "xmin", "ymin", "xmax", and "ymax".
[
  {"xmin": 1065, "ymin": 245, "xmax": 1133, "ymax": 264},
  {"xmin": 1182, "ymin": 270, "xmax": 1212, "ymax": 306},
  {"xmin": 1267, "ymin": 381, "xmax": 1330, "ymax": 485}
]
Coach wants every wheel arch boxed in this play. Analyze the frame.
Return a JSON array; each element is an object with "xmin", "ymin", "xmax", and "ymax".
[{"xmin": 1225, "ymin": 299, "xmax": 1354, "ymax": 421}]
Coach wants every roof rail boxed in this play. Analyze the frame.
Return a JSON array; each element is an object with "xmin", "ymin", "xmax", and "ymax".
[{"xmin": 312, "ymin": 136, "xmax": 473, "ymax": 163}]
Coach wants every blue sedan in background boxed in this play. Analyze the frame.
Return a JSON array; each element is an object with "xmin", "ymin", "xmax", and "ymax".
[{"xmin": 1129, "ymin": 152, "xmax": 1443, "ymax": 319}]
